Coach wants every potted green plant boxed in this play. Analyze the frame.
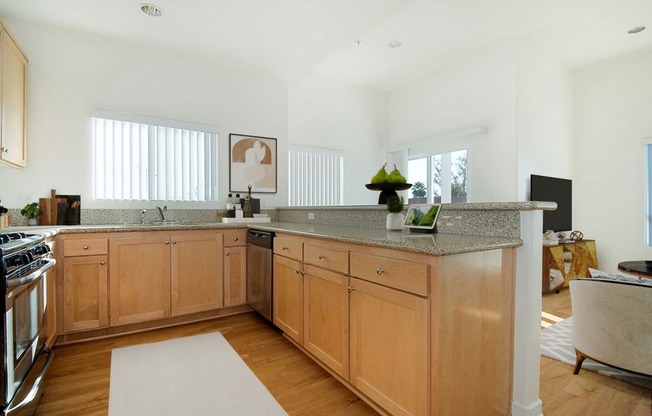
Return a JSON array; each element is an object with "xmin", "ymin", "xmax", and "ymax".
[
  {"xmin": 21, "ymin": 202, "xmax": 41, "ymax": 226},
  {"xmin": 386, "ymin": 195, "xmax": 405, "ymax": 230}
]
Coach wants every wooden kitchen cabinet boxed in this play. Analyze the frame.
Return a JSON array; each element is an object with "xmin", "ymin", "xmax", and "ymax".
[
  {"xmin": 109, "ymin": 233, "xmax": 171, "ymax": 326},
  {"xmin": 61, "ymin": 236, "xmax": 109, "ymax": 334},
  {"xmin": 223, "ymin": 229, "xmax": 247, "ymax": 307},
  {"xmin": 0, "ymin": 21, "xmax": 27, "ymax": 168},
  {"xmin": 171, "ymin": 232, "xmax": 223, "ymax": 316},
  {"xmin": 224, "ymin": 246, "xmax": 247, "ymax": 307},
  {"xmin": 349, "ymin": 277, "xmax": 429, "ymax": 416},
  {"xmin": 303, "ymin": 264, "xmax": 350, "ymax": 379},
  {"xmin": 273, "ymin": 254, "xmax": 303, "ymax": 343},
  {"xmin": 63, "ymin": 255, "xmax": 108, "ymax": 332}
]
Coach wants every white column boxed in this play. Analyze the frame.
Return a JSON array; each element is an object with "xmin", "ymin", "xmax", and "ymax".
[{"xmin": 512, "ymin": 210, "xmax": 544, "ymax": 416}]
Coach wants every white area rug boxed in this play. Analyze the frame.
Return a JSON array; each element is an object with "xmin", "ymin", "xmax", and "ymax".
[
  {"xmin": 540, "ymin": 317, "xmax": 652, "ymax": 389},
  {"xmin": 109, "ymin": 332, "xmax": 287, "ymax": 416}
]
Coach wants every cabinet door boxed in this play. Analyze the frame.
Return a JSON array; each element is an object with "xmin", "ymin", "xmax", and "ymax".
[
  {"xmin": 110, "ymin": 234, "xmax": 170, "ymax": 326},
  {"xmin": 350, "ymin": 278, "xmax": 429, "ymax": 416},
  {"xmin": 273, "ymin": 255, "xmax": 303, "ymax": 343},
  {"xmin": 63, "ymin": 255, "xmax": 108, "ymax": 332},
  {"xmin": 224, "ymin": 245, "xmax": 247, "ymax": 307},
  {"xmin": 303, "ymin": 265, "xmax": 349, "ymax": 379},
  {"xmin": 171, "ymin": 232, "xmax": 223, "ymax": 316},
  {"xmin": 0, "ymin": 25, "xmax": 27, "ymax": 168}
]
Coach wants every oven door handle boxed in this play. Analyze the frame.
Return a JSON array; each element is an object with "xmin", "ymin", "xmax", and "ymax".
[
  {"xmin": 6, "ymin": 258, "xmax": 56, "ymax": 288},
  {"xmin": 5, "ymin": 347, "xmax": 54, "ymax": 414}
]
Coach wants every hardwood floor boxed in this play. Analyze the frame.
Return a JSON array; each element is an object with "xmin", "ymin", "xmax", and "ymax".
[
  {"xmin": 36, "ymin": 313, "xmax": 377, "ymax": 416},
  {"xmin": 35, "ymin": 292, "xmax": 651, "ymax": 416}
]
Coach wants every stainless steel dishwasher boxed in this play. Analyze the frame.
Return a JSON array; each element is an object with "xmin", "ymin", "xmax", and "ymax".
[{"xmin": 247, "ymin": 229, "xmax": 274, "ymax": 322}]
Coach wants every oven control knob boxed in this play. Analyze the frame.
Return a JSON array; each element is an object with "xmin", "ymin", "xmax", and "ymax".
[{"xmin": 34, "ymin": 245, "xmax": 51, "ymax": 255}]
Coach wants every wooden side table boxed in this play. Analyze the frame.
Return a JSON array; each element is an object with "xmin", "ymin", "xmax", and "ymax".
[{"xmin": 542, "ymin": 240, "xmax": 598, "ymax": 293}]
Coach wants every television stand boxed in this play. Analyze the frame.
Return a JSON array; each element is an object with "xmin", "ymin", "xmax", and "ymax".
[{"xmin": 542, "ymin": 239, "xmax": 598, "ymax": 294}]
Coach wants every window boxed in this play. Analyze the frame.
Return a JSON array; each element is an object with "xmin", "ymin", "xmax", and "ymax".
[
  {"xmin": 92, "ymin": 111, "xmax": 218, "ymax": 202},
  {"xmin": 408, "ymin": 149, "xmax": 468, "ymax": 204},
  {"xmin": 646, "ymin": 143, "xmax": 652, "ymax": 245},
  {"xmin": 288, "ymin": 145, "xmax": 343, "ymax": 206}
]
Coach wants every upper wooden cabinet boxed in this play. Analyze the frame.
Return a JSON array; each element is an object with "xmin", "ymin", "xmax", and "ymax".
[{"xmin": 0, "ymin": 21, "xmax": 27, "ymax": 168}]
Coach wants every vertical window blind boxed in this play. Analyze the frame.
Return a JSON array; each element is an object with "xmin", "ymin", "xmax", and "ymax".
[
  {"xmin": 92, "ymin": 112, "xmax": 218, "ymax": 201},
  {"xmin": 288, "ymin": 145, "xmax": 343, "ymax": 206}
]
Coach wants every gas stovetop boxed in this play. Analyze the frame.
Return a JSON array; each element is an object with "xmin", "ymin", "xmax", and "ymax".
[{"xmin": 0, "ymin": 232, "xmax": 46, "ymax": 256}]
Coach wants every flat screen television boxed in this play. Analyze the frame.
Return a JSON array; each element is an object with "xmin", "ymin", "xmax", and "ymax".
[{"xmin": 530, "ymin": 174, "xmax": 572, "ymax": 232}]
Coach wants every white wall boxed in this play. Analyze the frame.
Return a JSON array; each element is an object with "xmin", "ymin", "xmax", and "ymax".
[
  {"xmin": 387, "ymin": 42, "xmax": 519, "ymax": 202},
  {"xmin": 288, "ymin": 75, "xmax": 387, "ymax": 205},
  {"xmin": 0, "ymin": 18, "xmax": 288, "ymax": 210},
  {"xmin": 573, "ymin": 46, "xmax": 652, "ymax": 273},
  {"xmin": 515, "ymin": 34, "xmax": 574, "ymax": 202}
]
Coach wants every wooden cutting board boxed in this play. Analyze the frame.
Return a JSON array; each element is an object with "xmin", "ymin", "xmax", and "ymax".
[{"xmin": 38, "ymin": 189, "xmax": 67, "ymax": 225}]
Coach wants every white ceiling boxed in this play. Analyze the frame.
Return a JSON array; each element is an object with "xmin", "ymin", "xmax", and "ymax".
[{"xmin": 1, "ymin": 0, "xmax": 651, "ymax": 91}]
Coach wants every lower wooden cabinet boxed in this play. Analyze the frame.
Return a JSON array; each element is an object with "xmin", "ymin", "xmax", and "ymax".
[
  {"xmin": 110, "ymin": 234, "xmax": 171, "ymax": 326},
  {"xmin": 63, "ymin": 254, "xmax": 108, "ymax": 332},
  {"xmin": 273, "ymin": 255, "xmax": 303, "ymax": 343},
  {"xmin": 303, "ymin": 264, "xmax": 350, "ymax": 379},
  {"xmin": 349, "ymin": 277, "xmax": 429, "ymax": 416},
  {"xmin": 224, "ymin": 246, "xmax": 247, "ymax": 307},
  {"xmin": 171, "ymin": 233, "xmax": 223, "ymax": 316}
]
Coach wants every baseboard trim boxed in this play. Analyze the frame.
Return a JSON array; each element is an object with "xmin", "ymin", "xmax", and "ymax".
[{"xmin": 511, "ymin": 399, "xmax": 543, "ymax": 416}]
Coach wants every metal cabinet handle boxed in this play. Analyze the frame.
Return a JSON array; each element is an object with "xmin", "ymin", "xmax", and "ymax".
[
  {"xmin": 100, "ymin": 260, "xmax": 106, "ymax": 265},
  {"xmin": 83, "ymin": 245, "xmax": 89, "ymax": 250},
  {"xmin": 348, "ymin": 286, "xmax": 355, "ymax": 293},
  {"xmin": 165, "ymin": 241, "xmax": 170, "ymax": 245},
  {"xmin": 172, "ymin": 240, "xmax": 177, "ymax": 244},
  {"xmin": 318, "ymin": 253, "xmax": 326, "ymax": 260},
  {"xmin": 0, "ymin": 147, "xmax": 7, "ymax": 153},
  {"xmin": 225, "ymin": 251, "xmax": 230, "ymax": 256},
  {"xmin": 234, "ymin": 237, "xmax": 239, "ymax": 241},
  {"xmin": 282, "ymin": 246, "xmax": 288, "ymax": 251},
  {"xmin": 376, "ymin": 266, "xmax": 384, "ymax": 275}
]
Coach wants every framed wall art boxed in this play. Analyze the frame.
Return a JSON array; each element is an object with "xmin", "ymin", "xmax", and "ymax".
[{"xmin": 229, "ymin": 133, "xmax": 277, "ymax": 193}]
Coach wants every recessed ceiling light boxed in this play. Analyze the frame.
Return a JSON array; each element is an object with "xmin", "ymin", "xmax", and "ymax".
[
  {"xmin": 388, "ymin": 40, "xmax": 402, "ymax": 48},
  {"xmin": 628, "ymin": 26, "xmax": 645, "ymax": 34},
  {"xmin": 141, "ymin": 3, "xmax": 163, "ymax": 17}
]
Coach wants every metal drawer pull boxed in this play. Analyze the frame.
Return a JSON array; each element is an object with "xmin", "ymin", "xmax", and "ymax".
[
  {"xmin": 165, "ymin": 241, "xmax": 170, "ymax": 245},
  {"xmin": 376, "ymin": 266, "xmax": 384, "ymax": 275},
  {"xmin": 83, "ymin": 245, "xmax": 89, "ymax": 250},
  {"xmin": 318, "ymin": 253, "xmax": 326, "ymax": 260},
  {"xmin": 100, "ymin": 260, "xmax": 106, "ymax": 265},
  {"xmin": 348, "ymin": 286, "xmax": 355, "ymax": 293},
  {"xmin": 234, "ymin": 237, "xmax": 239, "ymax": 241},
  {"xmin": 225, "ymin": 251, "xmax": 230, "ymax": 256},
  {"xmin": 1, "ymin": 146, "xmax": 8, "ymax": 153},
  {"xmin": 282, "ymin": 246, "xmax": 288, "ymax": 251},
  {"xmin": 172, "ymin": 240, "xmax": 177, "ymax": 244}
]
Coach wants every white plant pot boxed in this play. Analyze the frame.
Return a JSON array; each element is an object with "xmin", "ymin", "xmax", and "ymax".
[
  {"xmin": 386, "ymin": 213, "xmax": 404, "ymax": 231},
  {"xmin": 27, "ymin": 218, "xmax": 38, "ymax": 226}
]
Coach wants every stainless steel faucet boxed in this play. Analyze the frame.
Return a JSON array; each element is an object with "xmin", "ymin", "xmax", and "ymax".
[
  {"xmin": 155, "ymin": 205, "xmax": 168, "ymax": 221},
  {"xmin": 140, "ymin": 209, "xmax": 147, "ymax": 224}
]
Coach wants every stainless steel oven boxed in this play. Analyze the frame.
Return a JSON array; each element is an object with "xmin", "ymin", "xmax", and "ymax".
[{"xmin": 1, "ymin": 232, "xmax": 55, "ymax": 416}]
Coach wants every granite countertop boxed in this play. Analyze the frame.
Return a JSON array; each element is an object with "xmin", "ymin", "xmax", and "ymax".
[
  {"xmin": 251, "ymin": 222, "xmax": 522, "ymax": 256},
  {"xmin": 7, "ymin": 221, "xmax": 522, "ymax": 256}
]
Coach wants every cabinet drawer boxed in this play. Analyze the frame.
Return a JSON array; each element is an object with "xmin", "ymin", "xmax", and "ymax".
[
  {"xmin": 274, "ymin": 236, "xmax": 303, "ymax": 261},
  {"xmin": 64, "ymin": 238, "xmax": 108, "ymax": 256},
  {"xmin": 350, "ymin": 252, "xmax": 428, "ymax": 296},
  {"xmin": 223, "ymin": 229, "xmax": 246, "ymax": 247},
  {"xmin": 304, "ymin": 242, "xmax": 349, "ymax": 274}
]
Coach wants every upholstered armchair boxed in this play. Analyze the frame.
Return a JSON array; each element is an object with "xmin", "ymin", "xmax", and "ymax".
[{"xmin": 569, "ymin": 276, "xmax": 652, "ymax": 376}]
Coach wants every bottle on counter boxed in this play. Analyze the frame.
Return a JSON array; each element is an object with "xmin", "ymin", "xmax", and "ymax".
[
  {"xmin": 243, "ymin": 185, "xmax": 253, "ymax": 218},
  {"xmin": 226, "ymin": 193, "xmax": 235, "ymax": 218}
]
